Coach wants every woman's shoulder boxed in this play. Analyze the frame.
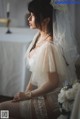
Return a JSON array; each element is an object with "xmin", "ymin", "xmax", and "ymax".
[
  {"xmin": 43, "ymin": 35, "xmax": 54, "ymax": 47},
  {"xmin": 45, "ymin": 35, "xmax": 53, "ymax": 44},
  {"xmin": 42, "ymin": 40, "xmax": 54, "ymax": 50}
]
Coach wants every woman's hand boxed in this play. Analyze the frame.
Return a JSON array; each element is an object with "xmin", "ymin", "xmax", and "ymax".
[
  {"xmin": 12, "ymin": 92, "xmax": 26, "ymax": 102},
  {"xmin": 12, "ymin": 92, "xmax": 32, "ymax": 102}
]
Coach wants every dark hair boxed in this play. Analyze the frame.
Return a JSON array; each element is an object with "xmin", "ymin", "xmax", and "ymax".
[{"xmin": 28, "ymin": 0, "xmax": 56, "ymax": 35}]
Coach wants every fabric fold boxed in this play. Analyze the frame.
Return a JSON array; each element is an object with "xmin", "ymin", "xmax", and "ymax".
[{"xmin": 25, "ymin": 33, "xmax": 68, "ymax": 86}]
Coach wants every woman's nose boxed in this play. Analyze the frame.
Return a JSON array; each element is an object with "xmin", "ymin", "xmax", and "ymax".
[{"xmin": 28, "ymin": 16, "xmax": 31, "ymax": 21}]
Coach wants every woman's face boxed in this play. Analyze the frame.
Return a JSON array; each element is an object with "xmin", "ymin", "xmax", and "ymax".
[{"xmin": 28, "ymin": 12, "xmax": 37, "ymax": 29}]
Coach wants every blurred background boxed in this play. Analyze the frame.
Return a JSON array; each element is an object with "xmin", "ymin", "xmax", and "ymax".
[{"xmin": 0, "ymin": 0, "xmax": 30, "ymax": 27}]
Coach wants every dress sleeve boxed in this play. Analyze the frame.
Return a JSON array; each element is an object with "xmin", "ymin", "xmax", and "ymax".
[
  {"xmin": 30, "ymin": 41, "xmax": 68, "ymax": 82},
  {"xmin": 28, "ymin": 42, "xmax": 68, "ymax": 86},
  {"xmin": 29, "ymin": 42, "xmax": 56, "ymax": 73}
]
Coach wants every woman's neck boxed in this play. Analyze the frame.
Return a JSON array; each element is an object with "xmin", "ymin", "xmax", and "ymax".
[
  {"xmin": 35, "ymin": 31, "xmax": 53, "ymax": 46},
  {"xmin": 39, "ymin": 30, "xmax": 52, "ymax": 38}
]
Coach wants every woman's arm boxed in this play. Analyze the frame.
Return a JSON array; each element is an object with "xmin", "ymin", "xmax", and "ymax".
[
  {"xmin": 31, "ymin": 72, "xmax": 59, "ymax": 97},
  {"xmin": 13, "ymin": 79, "xmax": 33, "ymax": 102},
  {"xmin": 12, "ymin": 72, "xmax": 59, "ymax": 102},
  {"xmin": 25, "ymin": 79, "xmax": 32, "ymax": 92}
]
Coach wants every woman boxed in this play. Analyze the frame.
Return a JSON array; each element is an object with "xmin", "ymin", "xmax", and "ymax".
[{"xmin": 0, "ymin": 0, "xmax": 67, "ymax": 119}]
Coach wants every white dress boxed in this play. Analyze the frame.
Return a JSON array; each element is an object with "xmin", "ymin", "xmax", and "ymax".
[
  {"xmin": 20, "ymin": 32, "xmax": 68, "ymax": 119},
  {"xmin": 0, "ymin": 33, "xmax": 70, "ymax": 119}
]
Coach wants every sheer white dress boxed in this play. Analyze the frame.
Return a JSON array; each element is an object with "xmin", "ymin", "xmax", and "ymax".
[{"xmin": 0, "ymin": 32, "xmax": 67, "ymax": 119}]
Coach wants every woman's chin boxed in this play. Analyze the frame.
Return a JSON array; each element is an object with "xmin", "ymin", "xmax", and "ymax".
[{"xmin": 29, "ymin": 26, "xmax": 36, "ymax": 29}]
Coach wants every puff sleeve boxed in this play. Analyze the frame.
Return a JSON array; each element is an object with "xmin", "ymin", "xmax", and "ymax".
[
  {"xmin": 26, "ymin": 41, "xmax": 68, "ymax": 86},
  {"xmin": 29, "ymin": 42, "xmax": 56, "ymax": 73}
]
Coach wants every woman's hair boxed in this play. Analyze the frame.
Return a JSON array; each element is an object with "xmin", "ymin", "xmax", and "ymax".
[{"xmin": 28, "ymin": 0, "xmax": 56, "ymax": 35}]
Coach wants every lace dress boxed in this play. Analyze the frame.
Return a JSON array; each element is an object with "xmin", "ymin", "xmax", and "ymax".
[{"xmin": 0, "ymin": 33, "xmax": 67, "ymax": 119}]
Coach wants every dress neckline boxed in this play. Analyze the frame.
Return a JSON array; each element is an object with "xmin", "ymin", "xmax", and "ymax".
[
  {"xmin": 29, "ymin": 32, "xmax": 54, "ymax": 57},
  {"xmin": 31, "ymin": 40, "xmax": 53, "ymax": 50},
  {"xmin": 28, "ymin": 40, "xmax": 54, "ymax": 59}
]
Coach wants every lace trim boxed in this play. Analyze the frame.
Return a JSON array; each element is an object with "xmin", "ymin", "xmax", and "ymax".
[{"xmin": 33, "ymin": 96, "xmax": 48, "ymax": 119}]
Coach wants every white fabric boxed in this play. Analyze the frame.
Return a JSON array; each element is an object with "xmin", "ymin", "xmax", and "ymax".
[
  {"xmin": 25, "ymin": 32, "xmax": 68, "ymax": 87},
  {"xmin": 0, "ymin": 28, "xmax": 37, "ymax": 96},
  {"xmin": 0, "ymin": 42, "xmax": 26, "ymax": 96}
]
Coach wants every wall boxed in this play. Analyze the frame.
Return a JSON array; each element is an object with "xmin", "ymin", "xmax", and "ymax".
[{"xmin": 0, "ymin": 0, "xmax": 30, "ymax": 27}]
